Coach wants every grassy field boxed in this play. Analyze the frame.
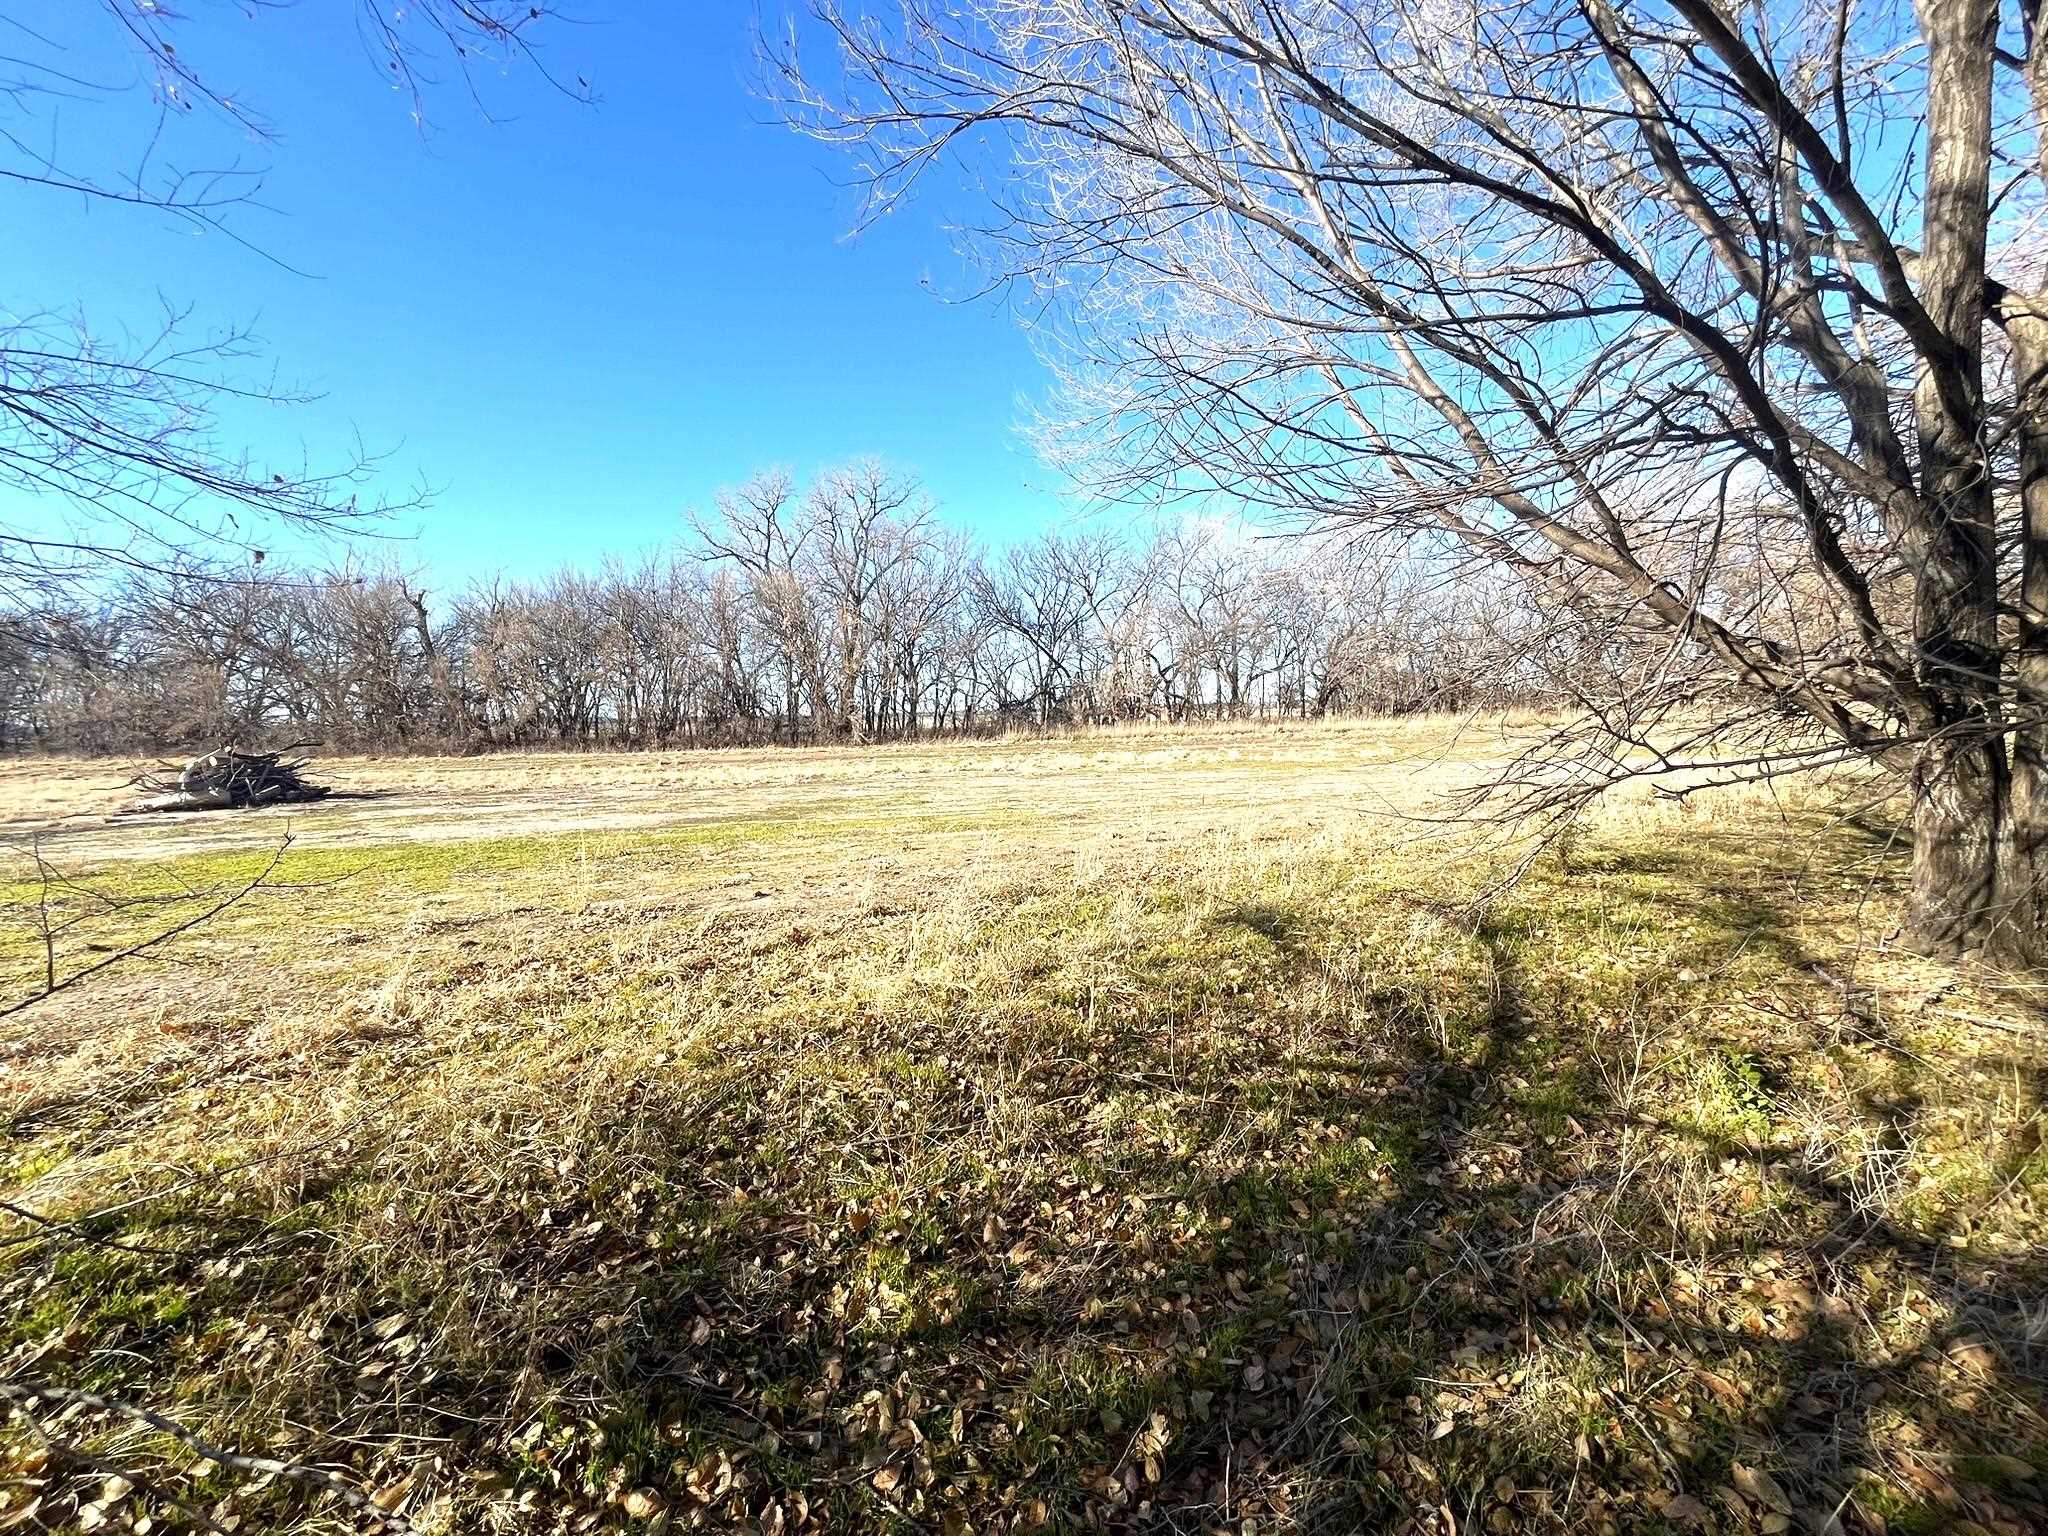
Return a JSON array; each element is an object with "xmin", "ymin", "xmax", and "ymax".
[{"xmin": 0, "ymin": 719, "xmax": 2040, "ymax": 1535}]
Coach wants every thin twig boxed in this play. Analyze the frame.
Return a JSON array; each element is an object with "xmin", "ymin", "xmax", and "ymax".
[
  {"xmin": 0, "ymin": 1380, "xmax": 413, "ymax": 1534},
  {"xmin": 0, "ymin": 833, "xmax": 296, "ymax": 1019}
]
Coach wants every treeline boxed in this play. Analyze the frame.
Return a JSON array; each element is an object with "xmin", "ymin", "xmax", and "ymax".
[{"xmin": 1, "ymin": 463, "xmax": 1555, "ymax": 754}]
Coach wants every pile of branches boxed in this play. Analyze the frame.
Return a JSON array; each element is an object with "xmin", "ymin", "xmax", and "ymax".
[{"xmin": 123, "ymin": 743, "xmax": 332, "ymax": 814}]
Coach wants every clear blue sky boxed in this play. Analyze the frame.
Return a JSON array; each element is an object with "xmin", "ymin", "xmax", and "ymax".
[{"xmin": 11, "ymin": 2, "xmax": 1071, "ymax": 580}]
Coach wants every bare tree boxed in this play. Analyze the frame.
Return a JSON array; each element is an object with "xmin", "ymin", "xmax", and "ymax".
[
  {"xmin": 769, "ymin": 0, "xmax": 2048, "ymax": 963},
  {"xmin": 1, "ymin": 4, "xmax": 579, "ymax": 613},
  {"xmin": 692, "ymin": 469, "xmax": 829, "ymax": 741},
  {"xmin": 692, "ymin": 462, "xmax": 944, "ymax": 740},
  {"xmin": 7, "ymin": 512, "xmax": 1541, "ymax": 751},
  {"xmin": 972, "ymin": 529, "xmax": 1126, "ymax": 723}
]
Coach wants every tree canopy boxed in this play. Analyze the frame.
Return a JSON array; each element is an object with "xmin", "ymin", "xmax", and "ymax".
[
  {"xmin": 771, "ymin": 0, "xmax": 2045, "ymax": 961},
  {"xmin": 0, "ymin": 3, "xmax": 576, "ymax": 603}
]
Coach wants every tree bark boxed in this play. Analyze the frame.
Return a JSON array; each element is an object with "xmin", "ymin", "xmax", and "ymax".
[
  {"xmin": 1897, "ymin": 0, "xmax": 2032, "ymax": 962},
  {"xmin": 1905, "ymin": 736, "xmax": 2048, "ymax": 966},
  {"xmin": 1989, "ymin": 299, "xmax": 2048, "ymax": 969}
]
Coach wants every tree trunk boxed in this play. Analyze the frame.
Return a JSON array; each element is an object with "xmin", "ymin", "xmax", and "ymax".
[
  {"xmin": 1901, "ymin": 0, "xmax": 2018, "ymax": 960},
  {"xmin": 1907, "ymin": 736, "xmax": 2048, "ymax": 965},
  {"xmin": 1999, "ymin": 232, "xmax": 2048, "ymax": 970}
]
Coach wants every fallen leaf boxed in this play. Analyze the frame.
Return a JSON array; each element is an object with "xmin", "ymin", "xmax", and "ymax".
[
  {"xmin": 1662, "ymin": 1493, "xmax": 1712, "ymax": 1528},
  {"xmin": 1948, "ymin": 1337, "xmax": 2000, "ymax": 1380},
  {"xmin": 370, "ymin": 1471, "xmax": 416, "ymax": 1512},
  {"xmin": 1731, "ymin": 1462, "xmax": 1792, "ymax": 1515},
  {"xmin": 622, "ymin": 1488, "xmax": 666, "ymax": 1520}
]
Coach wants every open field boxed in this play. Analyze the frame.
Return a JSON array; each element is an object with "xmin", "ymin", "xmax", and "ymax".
[
  {"xmin": 0, "ymin": 721, "xmax": 1522, "ymax": 864},
  {"xmin": 0, "ymin": 720, "xmax": 2041, "ymax": 1536}
]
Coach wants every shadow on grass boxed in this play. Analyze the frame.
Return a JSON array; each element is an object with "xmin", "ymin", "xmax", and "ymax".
[{"xmin": 2, "ymin": 819, "xmax": 2044, "ymax": 1535}]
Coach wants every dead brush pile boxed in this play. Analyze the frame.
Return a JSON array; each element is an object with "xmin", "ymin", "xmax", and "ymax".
[{"xmin": 122, "ymin": 744, "xmax": 331, "ymax": 814}]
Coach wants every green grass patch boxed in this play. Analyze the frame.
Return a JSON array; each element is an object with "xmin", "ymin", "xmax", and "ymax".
[{"xmin": 0, "ymin": 786, "xmax": 2037, "ymax": 1535}]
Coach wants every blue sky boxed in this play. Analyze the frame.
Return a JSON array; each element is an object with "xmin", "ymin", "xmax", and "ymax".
[{"xmin": 10, "ymin": 2, "xmax": 1071, "ymax": 580}]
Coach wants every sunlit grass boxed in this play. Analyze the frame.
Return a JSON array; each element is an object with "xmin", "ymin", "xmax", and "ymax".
[{"xmin": 0, "ymin": 728, "xmax": 2038, "ymax": 1534}]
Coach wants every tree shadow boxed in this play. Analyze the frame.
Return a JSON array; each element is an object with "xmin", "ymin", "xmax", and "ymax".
[{"xmin": 2, "ymin": 829, "xmax": 2043, "ymax": 1535}]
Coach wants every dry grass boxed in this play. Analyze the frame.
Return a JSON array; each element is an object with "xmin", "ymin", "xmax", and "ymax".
[
  {"xmin": 0, "ymin": 714, "xmax": 1533, "ymax": 864},
  {"xmin": 0, "ymin": 719, "xmax": 2040, "ymax": 1535}
]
